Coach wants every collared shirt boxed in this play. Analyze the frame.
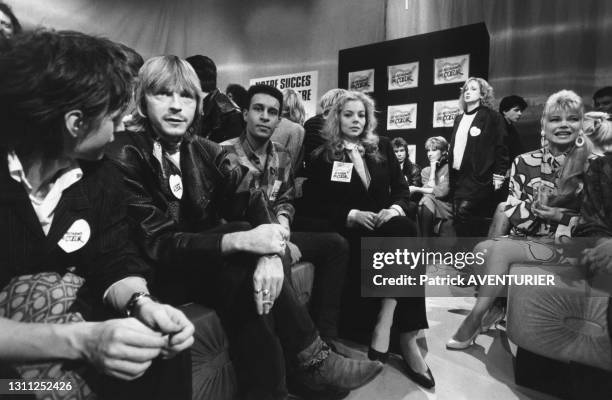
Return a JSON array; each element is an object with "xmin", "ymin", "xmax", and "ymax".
[
  {"xmin": 222, "ymin": 134, "xmax": 296, "ymax": 223},
  {"xmin": 7, "ymin": 151, "xmax": 147, "ymax": 306},
  {"xmin": 8, "ymin": 152, "xmax": 83, "ymax": 235}
]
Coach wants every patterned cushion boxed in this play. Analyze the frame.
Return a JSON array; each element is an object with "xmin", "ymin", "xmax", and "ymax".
[{"xmin": 0, "ymin": 272, "xmax": 95, "ymax": 400}]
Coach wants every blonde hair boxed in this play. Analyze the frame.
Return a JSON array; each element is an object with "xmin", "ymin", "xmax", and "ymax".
[
  {"xmin": 583, "ymin": 111, "xmax": 612, "ymax": 152},
  {"xmin": 540, "ymin": 90, "xmax": 588, "ymax": 206},
  {"xmin": 130, "ymin": 55, "xmax": 202, "ymax": 133},
  {"xmin": 458, "ymin": 77, "xmax": 495, "ymax": 111},
  {"xmin": 315, "ymin": 91, "xmax": 381, "ymax": 162},
  {"xmin": 282, "ymin": 88, "xmax": 306, "ymax": 125}
]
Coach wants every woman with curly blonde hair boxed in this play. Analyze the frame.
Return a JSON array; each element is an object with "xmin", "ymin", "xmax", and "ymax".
[
  {"xmin": 449, "ymin": 76, "xmax": 509, "ymax": 237},
  {"xmin": 303, "ymin": 90, "xmax": 434, "ymax": 388}
]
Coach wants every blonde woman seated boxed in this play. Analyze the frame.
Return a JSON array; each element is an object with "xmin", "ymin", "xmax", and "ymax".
[
  {"xmin": 447, "ymin": 90, "xmax": 591, "ymax": 349},
  {"xmin": 410, "ymin": 136, "xmax": 453, "ymax": 237}
]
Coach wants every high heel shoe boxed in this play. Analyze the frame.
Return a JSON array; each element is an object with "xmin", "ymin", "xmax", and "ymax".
[
  {"xmin": 402, "ymin": 360, "xmax": 435, "ymax": 389},
  {"xmin": 445, "ymin": 326, "xmax": 480, "ymax": 350},
  {"xmin": 367, "ymin": 347, "xmax": 389, "ymax": 364}
]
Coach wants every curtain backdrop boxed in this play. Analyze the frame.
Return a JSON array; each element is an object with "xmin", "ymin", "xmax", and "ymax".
[
  {"xmin": 388, "ymin": 0, "xmax": 612, "ymax": 110},
  {"xmin": 13, "ymin": 0, "xmax": 385, "ymax": 95}
]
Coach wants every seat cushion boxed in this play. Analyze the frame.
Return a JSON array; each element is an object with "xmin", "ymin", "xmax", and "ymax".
[
  {"xmin": 180, "ymin": 303, "xmax": 238, "ymax": 400},
  {"xmin": 507, "ymin": 264, "xmax": 612, "ymax": 371}
]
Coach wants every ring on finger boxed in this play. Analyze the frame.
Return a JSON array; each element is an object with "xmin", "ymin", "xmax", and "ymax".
[
  {"xmin": 254, "ymin": 289, "xmax": 262, "ymax": 294},
  {"xmin": 262, "ymin": 289, "xmax": 270, "ymax": 297}
]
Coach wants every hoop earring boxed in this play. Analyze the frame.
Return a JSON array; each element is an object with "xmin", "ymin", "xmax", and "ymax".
[{"xmin": 575, "ymin": 134, "xmax": 585, "ymax": 147}]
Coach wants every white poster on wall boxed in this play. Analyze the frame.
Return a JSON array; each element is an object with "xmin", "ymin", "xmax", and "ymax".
[
  {"xmin": 407, "ymin": 145, "xmax": 416, "ymax": 164},
  {"xmin": 433, "ymin": 100, "xmax": 462, "ymax": 128},
  {"xmin": 434, "ymin": 54, "xmax": 470, "ymax": 85},
  {"xmin": 249, "ymin": 70, "xmax": 318, "ymax": 119},
  {"xmin": 387, "ymin": 104, "xmax": 417, "ymax": 130},
  {"xmin": 348, "ymin": 69, "xmax": 375, "ymax": 92},
  {"xmin": 388, "ymin": 62, "xmax": 419, "ymax": 90}
]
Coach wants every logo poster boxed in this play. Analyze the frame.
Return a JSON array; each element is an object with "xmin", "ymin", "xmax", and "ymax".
[
  {"xmin": 433, "ymin": 100, "xmax": 462, "ymax": 128},
  {"xmin": 348, "ymin": 69, "xmax": 375, "ymax": 92},
  {"xmin": 434, "ymin": 54, "xmax": 469, "ymax": 85},
  {"xmin": 387, "ymin": 104, "xmax": 417, "ymax": 130},
  {"xmin": 388, "ymin": 62, "xmax": 419, "ymax": 90},
  {"xmin": 250, "ymin": 71, "xmax": 318, "ymax": 119}
]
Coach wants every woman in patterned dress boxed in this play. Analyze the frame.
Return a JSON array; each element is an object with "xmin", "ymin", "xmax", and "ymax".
[{"xmin": 447, "ymin": 90, "xmax": 591, "ymax": 349}]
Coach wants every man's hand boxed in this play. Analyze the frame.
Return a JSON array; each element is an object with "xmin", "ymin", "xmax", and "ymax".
[
  {"xmin": 352, "ymin": 211, "xmax": 377, "ymax": 230},
  {"xmin": 581, "ymin": 239, "xmax": 612, "ymax": 274},
  {"xmin": 375, "ymin": 208, "xmax": 399, "ymax": 228},
  {"xmin": 409, "ymin": 185, "xmax": 421, "ymax": 193},
  {"xmin": 253, "ymin": 255, "xmax": 284, "ymax": 315},
  {"xmin": 80, "ymin": 318, "xmax": 166, "ymax": 381},
  {"xmin": 224, "ymin": 224, "xmax": 289, "ymax": 255},
  {"xmin": 286, "ymin": 241, "xmax": 302, "ymax": 264},
  {"xmin": 136, "ymin": 301, "xmax": 195, "ymax": 359}
]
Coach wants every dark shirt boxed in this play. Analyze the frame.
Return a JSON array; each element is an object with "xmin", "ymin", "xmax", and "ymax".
[{"xmin": 0, "ymin": 156, "xmax": 149, "ymax": 311}]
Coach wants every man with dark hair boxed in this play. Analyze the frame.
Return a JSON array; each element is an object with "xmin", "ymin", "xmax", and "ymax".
[
  {"xmin": 593, "ymin": 86, "xmax": 612, "ymax": 114},
  {"xmin": 0, "ymin": 30, "xmax": 193, "ymax": 400},
  {"xmin": 498, "ymin": 94, "xmax": 528, "ymax": 162},
  {"xmin": 0, "ymin": 2, "xmax": 21, "ymax": 40},
  {"xmin": 186, "ymin": 54, "xmax": 244, "ymax": 142},
  {"xmin": 108, "ymin": 58, "xmax": 383, "ymax": 400},
  {"xmin": 222, "ymin": 84, "xmax": 350, "ymax": 350},
  {"xmin": 226, "ymin": 83, "xmax": 248, "ymax": 110}
]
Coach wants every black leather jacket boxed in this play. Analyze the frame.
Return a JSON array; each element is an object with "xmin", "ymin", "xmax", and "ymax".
[
  {"xmin": 198, "ymin": 89, "xmax": 244, "ymax": 143},
  {"xmin": 107, "ymin": 130, "xmax": 246, "ymax": 269}
]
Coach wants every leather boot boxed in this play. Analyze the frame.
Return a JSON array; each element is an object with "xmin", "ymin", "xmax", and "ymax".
[{"xmin": 291, "ymin": 337, "xmax": 383, "ymax": 397}]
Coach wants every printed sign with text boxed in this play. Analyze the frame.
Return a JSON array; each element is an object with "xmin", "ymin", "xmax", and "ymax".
[
  {"xmin": 348, "ymin": 69, "xmax": 375, "ymax": 92},
  {"xmin": 250, "ymin": 70, "xmax": 318, "ymax": 119},
  {"xmin": 432, "ymin": 100, "xmax": 462, "ymax": 128},
  {"xmin": 388, "ymin": 62, "xmax": 419, "ymax": 90},
  {"xmin": 434, "ymin": 54, "xmax": 469, "ymax": 85},
  {"xmin": 387, "ymin": 104, "xmax": 417, "ymax": 130}
]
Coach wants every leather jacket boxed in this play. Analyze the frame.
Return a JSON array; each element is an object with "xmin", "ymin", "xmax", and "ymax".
[
  {"xmin": 107, "ymin": 129, "xmax": 246, "ymax": 268},
  {"xmin": 198, "ymin": 89, "xmax": 244, "ymax": 143}
]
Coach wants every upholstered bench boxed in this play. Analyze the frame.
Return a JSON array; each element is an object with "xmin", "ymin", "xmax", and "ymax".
[{"xmin": 506, "ymin": 263, "xmax": 611, "ymax": 398}]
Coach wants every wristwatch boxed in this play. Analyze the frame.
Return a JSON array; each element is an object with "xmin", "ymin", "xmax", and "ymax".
[{"xmin": 125, "ymin": 292, "xmax": 157, "ymax": 317}]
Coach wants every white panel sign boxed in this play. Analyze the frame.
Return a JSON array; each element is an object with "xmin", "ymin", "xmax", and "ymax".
[
  {"xmin": 387, "ymin": 104, "xmax": 417, "ymax": 130},
  {"xmin": 434, "ymin": 54, "xmax": 470, "ymax": 85},
  {"xmin": 250, "ymin": 70, "xmax": 318, "ymax": 119},
  {"xmin": 388, "ymin": 62, "xmax": 419, "ymax": 90},
  {"xmin": 348, "ymin": 69, "xmax": 375, "ymax": 92},
  {"xmin": 433, "ymin": 100, "xmax": 462, "ymax": 128}
]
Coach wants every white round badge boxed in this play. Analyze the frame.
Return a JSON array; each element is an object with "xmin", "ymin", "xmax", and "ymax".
[{"xmin": 57, "ymin": 219, "xmax": 91, "ymax": 253}]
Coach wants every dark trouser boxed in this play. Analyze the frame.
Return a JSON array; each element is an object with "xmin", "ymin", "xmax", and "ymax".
[
  {"xmin": 291, "ymin": 231, "xmax": 349, "ymax": 339},
  {"xmin": 453, "ymin": 197, "xmax": 495, "ymax": 238},
  {"xmin": 340, "ymin": 216, "xmax": 428, "ymax": 340},
  {"xmin": 161, "ymin": 222, "xmax": 319, "ymax": 400}
]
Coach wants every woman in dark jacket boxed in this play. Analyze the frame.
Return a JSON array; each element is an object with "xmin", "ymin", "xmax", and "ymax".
[
  {"xmin": 302, "ymin": 91, "xmax": 434, "ymax": 388},
  {"xmin": 449, "ymin": 77, "xmax": 509, "ymax": 237}
]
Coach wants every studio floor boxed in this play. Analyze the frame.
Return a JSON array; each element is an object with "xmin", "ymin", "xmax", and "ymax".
[
  {"xmin": 334, "ymin": 280, "xmax": 561, "ymax": 400},
  {"xmin": 329, "ymin": 295, "xmax": 560, "ymax": 400}
]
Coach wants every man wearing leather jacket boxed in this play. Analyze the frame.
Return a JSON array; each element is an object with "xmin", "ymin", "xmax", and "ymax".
[
  {"xmin": 186, "ymin": 54, "xmax": 244, "ymax": 143},
  {"xmin": 107, "ymin": 55, "xmax": 383, "ymax": 400}
]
